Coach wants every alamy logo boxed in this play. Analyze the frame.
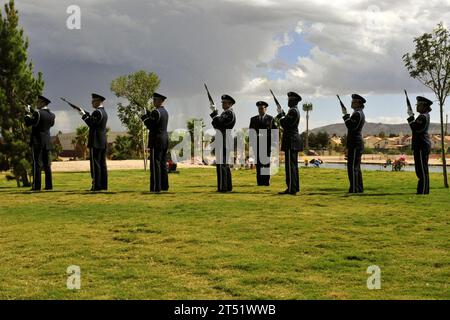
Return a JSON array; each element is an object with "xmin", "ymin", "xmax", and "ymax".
[
  {"xmin": 67, "ymin": 265, "xmax": 81, "ymax": 290},
  {"xmin": 366, "ymin": 265, "xmax": 381, "ymax": 290},
  {"xmin": 66, "ymin": 5, "xmax": 81, "ymax": 30}
]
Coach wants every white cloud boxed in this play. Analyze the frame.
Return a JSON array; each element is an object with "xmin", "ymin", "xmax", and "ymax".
[
  {"xmin": 366, "ymin": 116, "xmax": 405, "ymax": 124},
  {"xmin": 11, "ymin": 0, "xmax": 450, "ymax": 132}
]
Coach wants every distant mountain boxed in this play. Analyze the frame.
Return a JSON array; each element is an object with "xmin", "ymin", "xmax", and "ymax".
[{"xmin": 309, "ymin": 122, "xmax": 444, "ymax": 136}]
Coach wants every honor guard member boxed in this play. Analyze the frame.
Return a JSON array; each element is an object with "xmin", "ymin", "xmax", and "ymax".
[
  {"xmin": 210, "ymin": 95, "xmax": 236, "ymax": 192},
  {"xmin": 141, "ymin": 92, "xmax": 169, "ymax": 193},
  {"xmin": 249, "ymin": 101, "xmax": 277, "ymax": 186},
  {"xmin": 79, "ymin": 93, "xmax": 108, "ymax": 191},
  {"xmin": 24, "ymin": 95, "xmax": 56, "ymax": 191},
  {"xmin": 407, "ymin": 96, "xmax": 432, "ymax": 195},
  {"xmin": 276, "ymin": 92, "xmax": 302, "ymax": 195},
  {"xmin": 341, "ymin": 94, "xmax": 366, "ymax": 193}
]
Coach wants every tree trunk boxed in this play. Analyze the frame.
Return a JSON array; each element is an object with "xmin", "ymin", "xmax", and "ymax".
[
  {"xmin": 306, "ymin": 111, "xmax": 310, "ymax": 150},
  {"xmin": 439, "ymin": 100, "xmax": 449, "ymax": 188}
]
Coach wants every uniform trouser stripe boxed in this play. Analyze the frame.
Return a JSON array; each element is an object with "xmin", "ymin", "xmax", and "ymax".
[
  {"xmin": 419, "ymin": 150, "xmax": 428, "ymax": 194},
  {"xmin": 287, "ymin": 150, "xmax": 291, "ymax": 193},
  {"xmin": 90, "ymin": 148, "xmax": 95, "ymax": 189},
  {"xmin": 31, "ymin": 146, "xmax": 36, "ymax": 189},
  {"xmin": 151, "ymin": 148, "xmax": 156, "ymax": 191},
  {"xmin": 353, "ymin": 149, "xmax": 356, "ymax": 193}
]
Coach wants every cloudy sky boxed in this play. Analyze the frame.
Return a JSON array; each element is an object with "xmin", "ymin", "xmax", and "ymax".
[{"xmin": 10, "ymin": 0, "xmax": 450, "ymax": 132}]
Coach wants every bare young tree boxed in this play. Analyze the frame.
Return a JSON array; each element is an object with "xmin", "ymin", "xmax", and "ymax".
[{"xmin": 403, "ymin": 22, "xmax": 450, "ymax": 188}]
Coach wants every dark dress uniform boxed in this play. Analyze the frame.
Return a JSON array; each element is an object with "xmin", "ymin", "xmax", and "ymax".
[
  {"xmin": 276, "ymin": 105, "xmax": 302, "ymax": 194},
  {"xmin": 142, "ymin": 107, "xmax": 169, "ymax": 192},
  {"xmin": 211, "ymin": 105, "xmax": 236, "ymax": 192},
  {"xmin": 83, "ymin": 107, "xmax": 108, "ymax": 191},
  {"xmin": 408, "ymin": 109, "xmax": 431, "ymax": 195},
  {"xmin": 249, "ymin": 113, "xmax": 277, "ymax": 186},
  {"xmin": 343, "ymin": 108, "xmax": 365, "ymax": 193},
  {"xmin": 24, "ymin": 107, "xmax": 55, "ymax": 190}
]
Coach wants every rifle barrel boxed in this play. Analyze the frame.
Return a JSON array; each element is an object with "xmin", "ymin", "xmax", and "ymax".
[{"xmin": 204, "ymin": 83, "xmax": 215, "ymax": 106}]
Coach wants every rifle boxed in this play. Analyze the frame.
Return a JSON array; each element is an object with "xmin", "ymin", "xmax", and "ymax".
[
  {"xmin": 269, "ymin": 89, "xmax": 283, "ymax": 114},
  {"xmin": 336, "ymin": 95, "xmax": 348, "ymax": 114},
  {"xmin": 204, "ymin": 83, "xmax": 217, "ymax": 112},
  {"xmin": 404, "ymin": 90, "xmax": 414, "ymax": 116},
  {"xmin": 60, "ymin": 97, "xmax": 86, "ymax": 114}
]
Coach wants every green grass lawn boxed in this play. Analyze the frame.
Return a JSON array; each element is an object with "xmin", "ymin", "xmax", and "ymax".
[{"xmin": 0, "ymin": 167, "xmax": 449, "ymax": 300}]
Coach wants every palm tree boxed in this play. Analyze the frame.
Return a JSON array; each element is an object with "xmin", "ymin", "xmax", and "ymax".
[
  {"xmin": 302, "ymin": 103, "xmax": 313, "ymax": 150},
  {"xmin": 72, "ymin": 125, "xmax": 89, "ymax": 159}
]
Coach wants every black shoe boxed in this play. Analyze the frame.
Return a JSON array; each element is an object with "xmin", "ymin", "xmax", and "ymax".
[{"xmin": 30, "ymin": 188, "xmax": 41, "ymax": 192}]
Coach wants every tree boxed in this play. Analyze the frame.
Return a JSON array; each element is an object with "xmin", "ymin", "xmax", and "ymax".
[
  {"xmin": 403, "ymin": 22, "xmax": 450, "ymax": 188},
  {"xmin": 315, "ymin": 131, "xmax": 330, "ymax": 150},
  {"xmin": 110, "ymin": 70, "xmax": 160, "ymax": 169},
  {"xmin": 0, "ymin": 0, "xmax": 44, "ymax": 187},
  {"xmin": 71, "ymin": 125, "xmax": 89, "ymax": 160},
  {"xmin": 51, "ymin": 131, "xmax": 63, "ymax": 161},
  {"xmin": 111, "ymin": 135, "xmax": 132, "ymax": 160},
  {"xmin": 302, "ymin": 103, "xmax": 313, "ymax": 150}
]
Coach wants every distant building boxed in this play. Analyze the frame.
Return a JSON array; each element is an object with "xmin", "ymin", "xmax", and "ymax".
[
  {"xmin": 53, "ymin": 131, "xmax": 128, "ymax": 158},
  {"xmin": 364, "ymin": 134, "xmax": 407, "ymax": 150},
  {"xmin": 364, "ymin": 136, "xmax": 383, "ymax": 148},
  {"xmin": 431, "ymin": 135, "xmax": 450, "ymax": 150}
]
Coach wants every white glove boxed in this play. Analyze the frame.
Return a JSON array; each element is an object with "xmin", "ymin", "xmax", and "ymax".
[
  {"xmin": 210, "ymin": 104, "xmax": 217, "ymax": 113},
  {"xmin": 25, "ymin": 105, "xmax": 32, "ymax": 114},
  {"xmin": 78, "ymin": 109, "xmax": 86, "ymax": 116},
  {"xmin": 407, "ymin": 110, "xmax": 414, "ymax": 118},
  {"xmin": 341, "ymin": 105, "xmax": 348, "ymax": 115}
]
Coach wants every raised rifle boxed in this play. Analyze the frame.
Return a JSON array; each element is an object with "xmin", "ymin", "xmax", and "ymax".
[
  {"xmin": 404, "ymin": 90, "xmax": 414, "ymax": 116},
  {"xmin": 204, "ymin": 83, "xmax": 217, "ymax": 112},
  {"xmin": 269, "ymin": 89, "xmax": 284, "ymax": 114},
  {"xmin": 336, "ymin": 94, "xmax": 348, "ymax": 115},
  {"xmin": 60, "ymin": 97, "xmax": 87, "ymax": 114}
]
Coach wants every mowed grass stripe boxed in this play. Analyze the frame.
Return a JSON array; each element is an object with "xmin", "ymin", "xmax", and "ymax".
[{"xmin": 0, "ymin": 168, "xmax": 449, "ymax": 299}]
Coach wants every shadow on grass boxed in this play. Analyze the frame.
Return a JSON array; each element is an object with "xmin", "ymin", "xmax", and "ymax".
[
  {"xmin": 140, "ymin": 191, "xmax": 175, "ymax": 195},
  {"xmin": 341, "ymin": 192, "xmax": 412, "ymax": 197},
  {"xmin": 304, "ymin": 192, "xmax": 344, "ymax": 196},
  {"xmin": 183, "ymin": 185, "xmax": 217, "ymax": 189}
]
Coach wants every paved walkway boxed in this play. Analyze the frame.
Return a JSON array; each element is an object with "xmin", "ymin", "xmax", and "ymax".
[
  {"xmin": 50, "ymin": 155, "xmax": 449, "ymax": 172},
  {"xmin": 51, "ymin": 160, "xmax": 211, "ymax": 172}
]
